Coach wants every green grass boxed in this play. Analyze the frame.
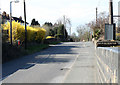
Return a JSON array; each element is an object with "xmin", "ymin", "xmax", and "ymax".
[
  {"xmin": 26, "ymin": 44, "xmax": 49, "ymax": 54},
  {"xmin": 26, "ymin": 41, "xmax": 61, "ymax": 54},
  {"xmin": 49, "ymin": 41, "xmax": 61, "ymax": 45}
]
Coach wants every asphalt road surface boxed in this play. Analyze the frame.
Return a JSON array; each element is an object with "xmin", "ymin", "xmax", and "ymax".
[{"xmin": 2, "ymin": 42, "xmax": 96, "ymax": 83}]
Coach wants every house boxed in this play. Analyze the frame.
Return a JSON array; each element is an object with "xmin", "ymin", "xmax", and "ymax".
[
  {"xmin": 1, "ymin": 11, "xmax": 28, "ymax": 24},
  {"xmin": 12, "ymin": 17, "xmax": 29, "ymax": 24}
]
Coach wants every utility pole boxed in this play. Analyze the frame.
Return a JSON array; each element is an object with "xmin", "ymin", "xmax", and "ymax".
[
  {"xmin": 70, "ymin": 27, "xmax": 71, "ymax": 36},
  {"xmin": 109, "ymin": 0, "xmax": 113, "ymax": 24},
  {"xmin": 63, "ymin": 15, "xmax": 66, "ymax": 40},
  {"xmin": 24, "ymin": 0, "xmax": 27, "ymax": 49},
  {"xmin": 0, "ymin": 8, "xmax": 1, "ymax": 15},
  {"xmin": 96, "ymin": 7, "xmax": 98, "ymax": 25}
]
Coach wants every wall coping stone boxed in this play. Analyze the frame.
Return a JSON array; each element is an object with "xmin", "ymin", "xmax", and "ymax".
[{"xmin": 97, "ymin": 47, "xmax": 120, "ymax": 54}]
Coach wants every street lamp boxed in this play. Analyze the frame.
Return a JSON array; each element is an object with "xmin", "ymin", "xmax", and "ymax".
[{"xmin": 10, "ymin": 0, "xmax": 19, "ymax": 45}]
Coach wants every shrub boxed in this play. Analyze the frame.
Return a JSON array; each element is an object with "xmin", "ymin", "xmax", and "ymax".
[
  {"xmin": 55, "ymin": 34, "xmax": 64, "ymax": 41},
  {"xmin": 46, "ymin": 36, "xmax": 55, "ymax": 39},
  {"xmin": 2, "ymin": 21, "xmax": 46, "ymax": 43},
  {"xmin": 116, "ymin": 33, "xmax": 120, "ymax": 41},
  {"xmin": 35, "ymin": 28, "xmax": 46, "ymax": 42}
]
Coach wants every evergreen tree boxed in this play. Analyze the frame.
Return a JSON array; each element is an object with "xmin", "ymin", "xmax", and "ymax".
[{"xmin": 31, "ymin": 18, "xmax": 40, "ymax": 26}]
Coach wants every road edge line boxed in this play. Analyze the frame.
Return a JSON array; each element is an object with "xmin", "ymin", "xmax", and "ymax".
[{"xmin": 62, "ymin": 54, "xmax": 79, "ymax": 83}]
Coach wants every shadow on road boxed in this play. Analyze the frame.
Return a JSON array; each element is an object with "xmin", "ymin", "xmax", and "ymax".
[{"xmin": 2, "ymin": 45, "xmax": 79, "ymax": 79}]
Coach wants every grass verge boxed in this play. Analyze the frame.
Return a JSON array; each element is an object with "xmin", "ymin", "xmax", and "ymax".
[
  {"xmin": 26, "ymin": 44, "xmax": 49, "ymax": 54},
  {"xmin": 2, "ymin": 41, "xmax": 61, "ymax": 63},
  {"xmin": 48, "ymin": 41, "xmax": 61, "ymax": 45}
]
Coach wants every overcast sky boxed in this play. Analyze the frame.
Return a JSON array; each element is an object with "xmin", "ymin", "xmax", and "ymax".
[{"xmin": 0, "ymin": 0, "xmax": 120, "ymax": 34}]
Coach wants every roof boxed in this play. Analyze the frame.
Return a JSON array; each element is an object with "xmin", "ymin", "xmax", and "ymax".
[{"xmin": 12, "ymin": 17, "xmax": 29, "ymax": 24}]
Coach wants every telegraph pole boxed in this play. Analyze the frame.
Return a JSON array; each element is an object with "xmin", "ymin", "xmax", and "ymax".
[
  {"xmin": 24, "ymin": 0, "xmax": 27, "ymax": 49},
  {"xmin": 0, "ymin": 8, "xmax": 1, "ymax": 15},
  {"xmin": 70, "ymin": 27, "xmax": 71, "ymax": 36},
  {"xmin": 96, "ymin": 7, "xmax": 98, "ymax": 25},
  {"xmin": 63, "ymin": 15, "xmax": 66, "ymax": 40},
  {"xmin": 109, "ymin": 0, "xmax": 113, "ymax": 24}
]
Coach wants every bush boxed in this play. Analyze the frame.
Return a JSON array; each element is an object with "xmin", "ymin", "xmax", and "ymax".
[
  {"xmin": 35, "ymin": 28, "xmax": 46, "ymax": 43},
  {"xmin": 116, "ymin": 33, "xmax": 120, "ymax": 41},
  {"xmin": 2, "ymin": 42, "xmax": 26, "ymax": 63},
  {"xmin": 44, "ymin": 38, "xmax": 57, "ymax": 44},
  {"xmin": 94, "ymin": 29, "xmax": 101, "ymax": 40},
  {"xmin": 46, "ymin": 36, "xmax": 55, "ymax": 39},
  {"xmin": 55, "ymin": 34, "xmax": 64, "ymax": 41},
  {"xmin": 2, "ymin": 21, "xmax": 46, "ymax": 43}
]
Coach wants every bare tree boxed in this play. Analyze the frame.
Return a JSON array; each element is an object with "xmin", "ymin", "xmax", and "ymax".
[
  {"xmin": 71, "ymin": 32, "xmax": 78, "ymax": 42},
  {"xmin": 87, "ymin": 12, "xmax": 109, "ymax": 40},
  {"xmin": 56, "ymin": 15, "xmax": 72, "ymax": 35},
  {"xmin": 77, "ymin": 25, "xmax": 91, "ymax": 41}
]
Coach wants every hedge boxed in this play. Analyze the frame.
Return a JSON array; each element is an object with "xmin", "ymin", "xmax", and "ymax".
[{"xmin": 2, "ymin": 21, "xmax": 46, "ymax": 43}]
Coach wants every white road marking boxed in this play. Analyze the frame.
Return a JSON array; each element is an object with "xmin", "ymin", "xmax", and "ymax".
[{"xmin": 62, "ymin": 54, "xmax": 79, "ymax": 83}]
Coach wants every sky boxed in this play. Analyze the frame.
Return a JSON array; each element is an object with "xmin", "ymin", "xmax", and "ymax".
[{"xmin": 0, "ymin": 0, "xmax": 120, "ymax": 35}]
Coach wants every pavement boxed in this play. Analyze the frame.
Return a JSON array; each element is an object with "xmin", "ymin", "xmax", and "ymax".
[
  {"xmin": 2, "ymin": 42, "xmax": 97, "ymax": 83},
  {"xmin": 63, "ymin": 42, "xmax": 96, "ymax": 83}
]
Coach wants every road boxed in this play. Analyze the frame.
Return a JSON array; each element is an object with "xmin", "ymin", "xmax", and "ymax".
[{"xmin": 2, "ymin": 42, "xmax": 96, "ymax": 83}]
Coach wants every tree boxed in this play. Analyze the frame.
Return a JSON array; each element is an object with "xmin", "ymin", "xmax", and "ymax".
[
  {"xmin": 49, "ymin": 29, "xmax": 55, "ymax": 36},
  {"xmin": 44, "ymin": 22, "xmax": 53, "ymax": 27},
  {"xmin": 71, "ymin": 32, "xmax": 79, "ymax": 42},
  {"xmin": 31, "ymin": 18, "xmax": 40, "ymax": 26},
  {"xmin": 54, "ymin": 24, "xmax": 68, "ymax": 41},
  {"xmin": 77, "ymin": 25, "xmax": 91, "ymax": 41},
  {"xmin": 2, "ymin": 11, "xmax": 8, "ymax": 24},
  {"xmin": 31, "ymin": 19, "xmax": 35, "ymax": 25},
  {"xmin": 87, "ymin": 12, "xmax": 109, "ymax": 40},
  {"xmin": 56, "ymin": 15, "xmax": 71, "ymax": 36},
  {"xmin": 42, "ymin": 22, "xmax": 53, "ymax": 37},
  {"xmin": 57, "ymin": 24, "xmax": 68, "ymax": 37},
  {"xmin": 53, "ymin": 27, "xmax": 58, "ymax": 35}
]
